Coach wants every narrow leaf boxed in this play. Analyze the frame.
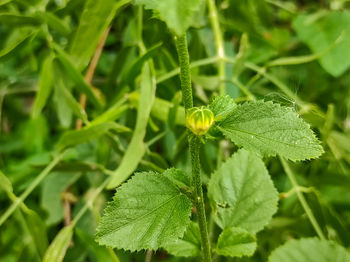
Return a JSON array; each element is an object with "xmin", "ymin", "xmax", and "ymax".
[
  {"xmin": 91, "ymin": 98, "xmax": 128, "ymax": 126},
  {"xmin": 208, "ymin": 149, "xmax": 278, "ymax": 233},
  {"xmin": 54, "ymin": 44, "xmax": 103, "ymax": 108},
  {"xmin": 129, "ymin": 92, "xmax": 185, "ymax": 126},
  {"xmin": 35, "ymin": 11, "xmax": 70, "ymax": 36},
  {"xmin": 96, "ymin": 171, "xmax": 192, "ymax": 251},
  {"xmin": 22, "ymin": 208, "xmax": 49, "ymax": 258},
  {"xmin": 0, "ymin": 28, "xmax": 35, "ymax": 57},
  {"xmin": 43, "ymin": 225, "xmax": 74, "ymax": 262},
  {"xmin": 217, "ymin": 100, "xmax": 324, "ymax": 161},
  {"xmin": 69, "ymin": 0, "xmax": 130, "ymax": 70},
  {"xmin": 57, "ymin": 122, "xmax": 130, "ymax": 151},
  {"xmin": 76, "ymin": 228, "xmax": 120, "ymax": 262},
  {"xmin": 0, "ymin": 170, "xmax": 13, "ymax": 194},
  {"xmin": 122, "ymin": 42, "xmax": 162, "ymax": 85},
  {"xmin": 31, "ymin": 53, "xmax": 55, "ymax": 119},
  {"xmin": 54, "ymin": 76, "xmax": 88, "ymax": 123},
  {"xmin": 216, "ymin": 227, "xmax": 256, "ymax": 257},
  {"xmin": 0, "ymin": 13, "xmax": 39, "ymax": 26},
  {"xmin": 108, "ymin": 62, "xmax": 156, "ymax": 188}
]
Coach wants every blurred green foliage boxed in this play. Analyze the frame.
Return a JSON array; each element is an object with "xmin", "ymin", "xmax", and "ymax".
[{"xmin": 0, "ymin": 0, "xmax": 350, "ymax": 261}]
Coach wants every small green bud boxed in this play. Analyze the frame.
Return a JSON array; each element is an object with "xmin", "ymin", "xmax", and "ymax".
[{"xmin": 186, "ymin": 107, "xmax": 215, "ymax": 136}]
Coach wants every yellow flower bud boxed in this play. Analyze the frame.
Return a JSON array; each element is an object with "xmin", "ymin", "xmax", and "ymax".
[{"xmin": 186, "ymin": 107, "xmax": 215, "ymax": 136}]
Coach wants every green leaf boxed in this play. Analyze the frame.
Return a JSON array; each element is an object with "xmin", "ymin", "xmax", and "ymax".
[
  {"xmin": 54, "ymin": 44, "xmax": 103, "ymax": 108},
  {"xmin": 107, "ymin": 62, "xmax": 156, "ymax": 188},
  {"xmin": 22, "ymin": 208, "xmax": 49, "ymax": 258},
  {"xmin": 0, "ymin": 13, "xmax": 39, "ymax": 26},
  {"xmin": 121, "ymin": 42, "xmax": 162, "ymax": 85},
  {"xmin": 216, "ymin": 227, "xmax": 256, "ymax": 257},
  {"xmin": 0, "ymin": 173, "xmax": 48, "ymax": 258},
  {"xmin": 208, "ymin": 95, "xmax": 236, "ymax": 121},
  {"xmin": 0, "ymin": 170, "xmax": 13, "ymax": 194},
  {"xmin": 43, "ymin": 225, "xmax": 74, "ymax": 262},
  {"xmin": 191, "ymin": 74, "xmax": 220, "ymax": 91},
  {"xmin": 57, "ymin": 122, "xmax": 130, "ymax": 151},
  {"xmin": 41, "ymin": 172, "xmax": 80, "ymax": 225},
  {"xmin": 54, "ymin": 75, "xmax": 88, "ymax": 124},
  {"xmin": 76, "ymin": 228, "xmax": 120, "ymax": 262},
  {"xmin": 96, "ymin": 171, "xmax": 192, "ymax": 251},
  {"xmin": 217, "ymin": 100, "xmax": 324, "ymax": 161},
  {"xmin": 0, "ymin": 27, "xmax": 35, "ymax": 57},
  {"xmin": 129, "ymin": 92, "xmax": 186, "ymax": 126},
  {"xmin": 269, "ymin": 238, "xmax": 350, "ymax": 262},
  {"xmin": 163, "ymin": 168, "xmax": 191, "ymax": 190},
  {"xmin": 293, "ymin": 11, "xmax": 350, "ymax": 77},
  {"xmin": 31, "ymin": 53, "xmax": 55, "ymax": 119},
  {"xmin": 69, "ymin": 0, "xmax": 129, "ymax": 70},
  {"xmin": 34, "ymin": 11, "xmax": 70, "ymax": 36},
  {"xmin": 233, "ymin": 33, "xmax": 249, "ymax": 78},
  {"xmin": 53, "ymin": 80, "xmax": 73, "ymax": 128},
  {"xmin": 162, "ymin": 222, "xmax": 201, "ymax": 257},
  {"xmin": 208, "ymin": 149, "xmax": 278, "ymax": 233},
  {"xmin": 0, "ymin": 0, "xmax": 13, "ymax": 5},
  {"xmin": 133, "ymin": 0, "xmax": 204, "ymax": 36},
  {"xmin": 90, "ymin": 99, "xmax": 128, "ymax": 126}
]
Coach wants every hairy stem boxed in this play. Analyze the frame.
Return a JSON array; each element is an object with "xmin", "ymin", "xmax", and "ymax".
[
  {"xmin": 190, "ymin": 136, "xmax": 212, "ymax": 261},
  {"xmin": 175, "ymin": 34, "xmax": 212, "ymax": 262},
  {"xmin": 280, "ymin": 157, "xmax": 326, "ymax": 240},
  {"xmin": 207, "ymin": 0, "xmax": 226, "ymax": 95},
  {"xmin": 175, "ymin": 35, "xmax": 193, "ymax": 109}
]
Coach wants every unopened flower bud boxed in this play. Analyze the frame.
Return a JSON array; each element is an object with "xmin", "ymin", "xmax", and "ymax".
[{"xmin": 186, "ymin": 107, "xmax": 215, "ymax": 136}]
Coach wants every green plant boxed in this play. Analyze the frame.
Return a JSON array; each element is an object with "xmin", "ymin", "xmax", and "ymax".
[
  {"xmin": 95, "ymin": 2, "xmax": 326, "ymax": 261},
  {"xmin": 1, "ymin": 0, "xmax": 350, "ymax": 261}
]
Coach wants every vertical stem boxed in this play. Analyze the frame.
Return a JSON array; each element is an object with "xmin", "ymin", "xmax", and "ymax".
[
  {"xmin": 175, "ymin": 35, "xmax": 193, "ymax": 109},
  {"xmin": 190, "ymin": 136, "xmax": 212, "ymax": 261},
  {"xmin": 175, "ymin": 34, "xmax": 212, "ymax": 262},
  {"xmin": 280, "ymin": 157, "xmax": 326, "ymax": 240},
  {"xmin": 207, "ymin": 0, "xmax": 226, "ymax": 95},
  {"xmin": 75, "ymin": 26, "xmax": 111, "ymax": 129}
]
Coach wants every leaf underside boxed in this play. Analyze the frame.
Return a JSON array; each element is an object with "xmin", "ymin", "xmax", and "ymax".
[
  {"xmin": 269, "ymin": 238, "xmax": 350, "ymax": 262},
  {"xmin": 208, "ymin": 149, "xmax": 279, "ymax": 233},
  {"xmin": 133, "ymin": 0, "xmax": 204, "ymax": 36},
  {"xmin": 96, "ymin": 171, "xmax": 192, "ymax": 251}
]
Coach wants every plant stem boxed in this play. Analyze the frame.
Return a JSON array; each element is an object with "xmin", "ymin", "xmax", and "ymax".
[
  {"xmin": 190, "ymin": 136, "xmax": 212, "ymax": 261},
  {"xmin": 72, "ymin": 177, "xmax": 110, "ymax": 226},
  {"xmin": 207, "ymin": 0, "xmax": 226, "ymax": 95},
  {"xmin": 157, "ymin": 56, "xmax": 218, "ymax": 84},
  {"xmin": 75, "ymin": 26, "xmax": 111, "ymax": 129},
  {"xmin": 175, "ymin": 35, "xmax": 193, "ymax": 109},
  {"xmin": 0, "ymin": 151, "xmax": 65, "ymax": 226},
  {"xmin": 175, "ymin": 34, "xmax": 212, "ymax": 262},
  {"xmin": 280, "ymin": 157, "xmax": 326, "ymax": 240}
]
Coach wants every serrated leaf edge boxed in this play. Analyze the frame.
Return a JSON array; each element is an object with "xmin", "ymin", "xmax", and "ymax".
[
  {"xmin": 216, "ymin": 100, "xmax": 324, "ymax": 161},
  {"xmin": 95, "ymin": 171, "xmax": 192, "ymax": 252}
]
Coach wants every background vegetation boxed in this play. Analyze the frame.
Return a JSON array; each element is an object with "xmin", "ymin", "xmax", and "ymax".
[{"xmin": 0, "ymin": 0, "xmax": 350, "ymax": 261}]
